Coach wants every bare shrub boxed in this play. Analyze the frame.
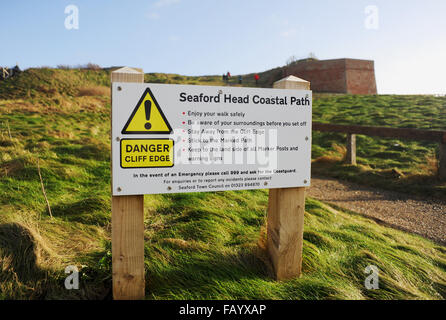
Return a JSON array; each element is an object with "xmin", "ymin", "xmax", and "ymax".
[
  {"xmin": 84, "ymin": 63, "xmax": 101, "ymax": 70},
  {"xmin": 57, "ymin": 65, "xmax": 72, "ymax": 70}
]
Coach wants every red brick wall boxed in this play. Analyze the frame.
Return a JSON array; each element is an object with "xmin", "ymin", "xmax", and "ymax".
[
  {"xmin": 283, "ymin": 58, "xmax": 377, "ymax": 94},
  {"xmin": 345, "ymin": 59, "xmax": 377, "ymax": 94}
]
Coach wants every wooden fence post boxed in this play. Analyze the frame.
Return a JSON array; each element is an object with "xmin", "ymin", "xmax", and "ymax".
[
  {"xmin": 439, "ymin": 140, "xmax": 446, "ymax": 181},
  {"xmin": 267, "ymin": 76, "xmax": 310, "ymax": 280},
  {"xmin": 346, "ymin": 133, "xmax": 357, "ymax": 165},
  {"xmin": 111, "ymin": 67, "xmax": 145, "ymax": 300}
]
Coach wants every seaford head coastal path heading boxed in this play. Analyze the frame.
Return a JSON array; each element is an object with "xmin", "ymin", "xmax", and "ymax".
[{"xmin": 179, "ymin": 91, "xmax": 311, "ymax": 105}]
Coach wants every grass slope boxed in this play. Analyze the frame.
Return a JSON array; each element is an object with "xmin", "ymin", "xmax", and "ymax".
[
  {"xmin": 0, "ymin": 68, "xmax": 445, "ymax": 299},
  {"xmin": 145, "ymin": 192, "xmax": 446, "ymax": 299}
]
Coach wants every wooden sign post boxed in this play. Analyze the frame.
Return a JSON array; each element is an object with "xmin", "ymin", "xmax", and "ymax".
[
  {"xmin": 267, "ymin": 76, "xmax": 310, "ymax": 280},
  {"xmin": 440, "ymin": 141, "xmax": 446, "ymax": 181},
  {"xmin": 346, "ymin": 134, "xmax": 357, "ymax": 165},
  {"xmin": 111, "ymin": 67, "xmax": 145, "ymax": 300}
]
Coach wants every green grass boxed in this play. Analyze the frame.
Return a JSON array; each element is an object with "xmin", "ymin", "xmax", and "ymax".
[
  {"xmin": 0, "ymin": 68, "xmax": 111, "ymax": 102},
  {"xmin": 0, "ymin": 68, "xmax": 445, "ymax": 300},
  {"xmin": 143, "ymin": 195, "xmax": 446, "ymax": 299}
]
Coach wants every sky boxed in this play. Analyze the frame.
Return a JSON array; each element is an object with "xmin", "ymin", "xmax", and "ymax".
[{"xmin": 1, "ymin": 0, "xmax": 445, "ymax": 94}]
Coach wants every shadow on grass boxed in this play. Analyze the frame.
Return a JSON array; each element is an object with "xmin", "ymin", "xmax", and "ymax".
[
  {"xmin": 0, "ymin": 222, "xmax": 52, "ymax": 299},
  {"xmin": 146, "ymin": 242, "xmax": 273, "ymax": 299},
  {"xmin": 51, "ymin": 197, "xmax": 110, "ymax": 226},
  {"xmin": 0, "ymin": 222, "xmax": 43, "ymax": 282},
  {"xmin": 0, "ymin": 222, "xmax": 113, "ymax": 299},
  {"xmin": 53, "ymin": 139, "xmax": 109, "ymax": 161}
]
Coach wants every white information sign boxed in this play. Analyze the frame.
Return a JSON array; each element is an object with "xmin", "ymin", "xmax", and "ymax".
[{"xmin": 112, "ymin": 83, "xmax": 312, "ymax": 196}]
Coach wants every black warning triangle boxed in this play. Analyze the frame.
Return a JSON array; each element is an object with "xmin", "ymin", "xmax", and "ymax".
[{"xmin": 121, "ymin": 88, "xmax": 172, "ymax": 134}]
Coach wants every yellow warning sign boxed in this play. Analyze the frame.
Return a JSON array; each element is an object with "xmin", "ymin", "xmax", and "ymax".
[
  {"xmin": 121, "ymin": 88, "xmax": 172, "ymax": 134},
  {"xmin": 120, "ymin": 139, "xmax": 174, "ymax": 168}
]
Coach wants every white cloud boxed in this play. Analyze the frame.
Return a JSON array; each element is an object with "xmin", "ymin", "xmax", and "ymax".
[
  {"xmin": 270, "ymin": 15, "xmax": 299, "ymax": 38},
  {"xmin": 154, "ymin": 0, "xmax": 181, "ymax": 8},
  {"xmin": 146, "ymin": 12, "xmax": 160, "ymax": 20},
  {"xmin": 280, "ymin": 28, "xmax": 297, "ymax": 38}
]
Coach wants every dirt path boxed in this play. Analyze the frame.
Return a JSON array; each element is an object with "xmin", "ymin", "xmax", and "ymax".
[{"xmin": 307, "ymin": 176, "xmax": 446, "ymax": 244}]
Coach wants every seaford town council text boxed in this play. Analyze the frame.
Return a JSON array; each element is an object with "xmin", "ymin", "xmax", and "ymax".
[{"xmin": 179, "ymin": 92, "xmax": 310, "ymax": 106}]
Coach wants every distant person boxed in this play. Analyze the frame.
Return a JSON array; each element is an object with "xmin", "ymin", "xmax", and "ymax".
[
  {"xmin": 226, "ymin": 71, "xmax": 231, "ymax": 81},
  {"xmin": 11, "ymin": 65, "xmax": 21, "ymax": 77},
  {"xmin": 254, "ymin": 74, "xmax": 259, "ymax": 86},
  {"xmin": 222, "ymin": 73, "xmax": 226, "ymax": 82},
  {"xmin": 238, "ymin": 75, "xmax": 242, "ymax": 84}
]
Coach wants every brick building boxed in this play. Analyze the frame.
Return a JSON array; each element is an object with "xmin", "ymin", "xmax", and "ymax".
[{"xmin": 282, "ymin": 58, "xmax": 377, "ymax": 94}]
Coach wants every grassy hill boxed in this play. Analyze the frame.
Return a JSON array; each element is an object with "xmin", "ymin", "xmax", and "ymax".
[
  {"xmin": 0, "ymin": 67, "xmax": 445, "ymax": 299},
  {"xmin": 312, "ymin": 94, "xmax": 446, "ymax": 198},
  {"xmin": 2, "ymin": 67, "xmax": 445, "ymax": 198}
]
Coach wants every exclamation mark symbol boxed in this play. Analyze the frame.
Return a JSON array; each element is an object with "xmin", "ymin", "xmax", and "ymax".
[{"xmin": 144, "ymin": 100, "xmax": 152, "ymax": 130}]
